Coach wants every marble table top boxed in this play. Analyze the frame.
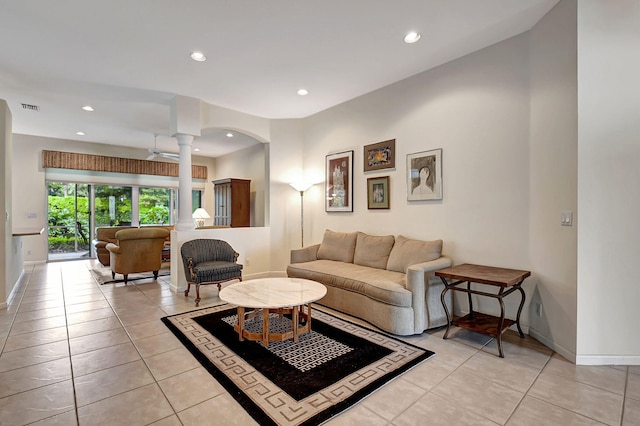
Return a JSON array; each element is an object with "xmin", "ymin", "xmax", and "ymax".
[{"xmin": 219, "ymin": 277, "xmax": 327, "ymax": 309}]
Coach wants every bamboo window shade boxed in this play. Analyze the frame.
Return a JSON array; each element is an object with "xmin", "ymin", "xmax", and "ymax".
[{"xmin": 42, "ymin": 150, "xmax": 207, "ymax": 179}]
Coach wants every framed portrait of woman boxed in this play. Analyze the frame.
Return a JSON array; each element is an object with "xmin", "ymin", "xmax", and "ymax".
[{"xmin": 406, "ymin": 148, "xmax": 442, "ymax": 201}]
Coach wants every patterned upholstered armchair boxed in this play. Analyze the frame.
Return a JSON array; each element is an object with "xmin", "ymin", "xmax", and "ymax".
[{"xmin": 180, "ymin": 239, "xmax": 243, "ymax": 306}]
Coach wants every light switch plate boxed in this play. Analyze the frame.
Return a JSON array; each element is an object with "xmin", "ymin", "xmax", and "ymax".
[{"xmin": 561, "ymin": 211, "xmax": 573, "ymax": 226}]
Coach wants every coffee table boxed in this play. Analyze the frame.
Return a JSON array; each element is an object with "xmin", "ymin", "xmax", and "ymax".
[{"xmin": 218, "ymin": 277, "xmax": 327, "ymax": 347}]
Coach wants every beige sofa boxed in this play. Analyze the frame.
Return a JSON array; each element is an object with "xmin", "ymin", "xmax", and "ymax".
[{"xmin": 287, "ymin": 230, "xmax": 452, "ymax": 335}]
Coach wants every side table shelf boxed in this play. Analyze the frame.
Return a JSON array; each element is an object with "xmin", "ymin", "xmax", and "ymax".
[{"xmin": 435, "ymin": 263, "xmax": 530, "ymax": 358}]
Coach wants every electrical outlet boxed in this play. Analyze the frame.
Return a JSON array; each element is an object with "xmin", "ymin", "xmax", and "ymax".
[
  {"xmin": 26, "ymin": 249, "xmax": 31, "ymax": 256},
  {"xmin": 245, "ymin": 257, "xmax": 251, "ymax": 266},
  {"xmin": 536, "ymin": 302, "xmax": 543, "ymax": 317}
]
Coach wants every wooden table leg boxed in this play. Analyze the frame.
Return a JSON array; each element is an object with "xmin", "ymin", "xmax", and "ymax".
[
  {"xmin": 292, "ymin": 306, "xmax": 299, "ymax": 342},
  {"xmin": 237, "ymin": 306, "xmax": 245, "ymax": 342},
  {"xmin": 262, "ymin": 308, "xmax": 269, "ymax": 347}
]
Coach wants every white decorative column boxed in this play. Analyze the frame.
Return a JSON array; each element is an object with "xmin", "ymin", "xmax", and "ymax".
[{"xmin": 176, "ymin": 133, "xmax": 194, "ymax": 230}]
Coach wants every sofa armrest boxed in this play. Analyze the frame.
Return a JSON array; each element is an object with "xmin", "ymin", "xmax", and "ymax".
[
  {"xmin": 405, "ymin": 256, "xmax": 452, "ymax": 332},
  {"xmin": 105, "ymin": 243, "xmax": 122, "ymax": 255},
  {"xmin": 290, "ymin": 244, "xmax": 320, "ymax": 264},
  {"xmin": 94, "ymin": 240, "xmax": 108, "ymax": 249}
]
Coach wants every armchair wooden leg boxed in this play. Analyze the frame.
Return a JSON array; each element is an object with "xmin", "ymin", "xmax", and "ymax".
[
  {"xmin": 184, "ymin": 282, "xmax": 191, "ymax": 297},
  {"xmin": 123, "ymin": 274, "xmax": 128, "ymax": 284},
  {"xmin": 153, "ymin": 270, "xmax": 159, "ymax": 280},
  {"xmin": 112, "ymin": 271, "xmax": 115, "ymax": 279},
  {"xmin": 195, "ymin": 283, "xmax": 201, "ymax": 307}
]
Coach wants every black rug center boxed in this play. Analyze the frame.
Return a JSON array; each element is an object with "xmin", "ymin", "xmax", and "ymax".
[{"xmin": 192, "ymin": 308, "xmax": 393, "ymax": 401}]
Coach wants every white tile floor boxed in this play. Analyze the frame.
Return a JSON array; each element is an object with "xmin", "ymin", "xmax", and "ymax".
[{"xmin": 0, "ymin": 260, "xmax": 638, "ymax": 425}]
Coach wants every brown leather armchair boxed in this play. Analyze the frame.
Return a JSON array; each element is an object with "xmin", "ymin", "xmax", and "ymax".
[{"xmin": 106, "ymin": 228, "xmax": 170, "ymax": 283}]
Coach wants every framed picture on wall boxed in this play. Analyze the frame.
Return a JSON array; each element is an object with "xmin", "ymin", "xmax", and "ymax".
[
  {"xmin": 406, "ymin": 148, "xmax": 442, "ymax": 201},
  {"xmin": 367, "ymin": 176, "xmax": 390, "ymax": 209},
  {"xmin": 326, "ymin": 150, "xmax": 354, "ymax": 212},
  {"xmin": 364, "ymin": 139, "xmax": 395, "ymax": 172}
]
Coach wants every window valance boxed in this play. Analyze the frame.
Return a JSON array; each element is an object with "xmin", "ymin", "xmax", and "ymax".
[{"xmin": 42, "ymin": 150, "xmax": 207, "ymax": 179}]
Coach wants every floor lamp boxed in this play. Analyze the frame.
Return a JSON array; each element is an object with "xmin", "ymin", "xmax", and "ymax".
[{"xmin": 290, "ymin": 182, "xmax": 313, "ymax": 247}]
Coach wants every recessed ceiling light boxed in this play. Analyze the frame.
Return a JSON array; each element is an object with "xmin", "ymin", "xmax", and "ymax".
[
  {"xmin": 297, "ymin": 89, "xmax": 309, "ymax": 96},
  {"xmin": 190, "ymin": 51, "xmax": 206, "ymax": 62},
  {"xmin": 76, "ymin": 131, "xmax": 85, "ymax": 136},
  {"xmin": 403, "ymin": 31, "xmax": 421, "ymax": 44},
  {"xmin": 194, "ymin": 148, "xmax": 200, "ymax": 152},
  {"xmin": 226, "ymin": 132, "xmax": 234, "ymax": 138},
  {"xmin": 82, "ymin": 105, "xmax": 94, "ymax": 112}
]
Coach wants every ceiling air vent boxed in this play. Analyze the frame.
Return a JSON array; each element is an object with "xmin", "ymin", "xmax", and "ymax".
[{"xmin": 21, "ymin": 103, "xmax": 40, "ymax": 111}]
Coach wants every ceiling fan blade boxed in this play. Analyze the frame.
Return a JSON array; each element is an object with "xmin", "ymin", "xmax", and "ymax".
[
  {"xmin": 158, "ymin": 152, "xmax": 180, "ymax": 161},
  {"xmin": 146, "ymin": 153, "xmax": 156, "ymax": 160}
]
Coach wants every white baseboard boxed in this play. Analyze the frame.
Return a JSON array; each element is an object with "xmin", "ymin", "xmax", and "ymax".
[
  {"xmin": 575, "ymin": 355, "xmax": 640, "ymax": 366},
  {"xmin": 25, "ymin": 260, "xmax": 46, "ymax": 266}
]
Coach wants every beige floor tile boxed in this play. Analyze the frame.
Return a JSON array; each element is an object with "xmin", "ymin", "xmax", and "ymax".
[
  {"xmin": 623, "ymin": 397, "xmax": 640, "ymax": 426},
  {"xmin": 507, "ymin": 395, "xmax": 605, "ymax": 425},
  {"xmin": 17, "ymin": 298, "xmax": 65, "ymax": 313},
  {"xmin": 64, "ymin": 300, "xmax": 111, "ymax": 314},
  {"xmin": 177, "ymin": 393, "xmax": 258, "ymax": 426},
  {"xmin": 393, "ymin": 392, "xmax": 498, "ymax": 426},
  {"xmin": 460, "ymin": 351, "xmax": 541, "ymax": 393},
  {"xmin": 544, "ymin": 354, "xmax": 627, "ymax": 395},
  {"xmin": 8, "ymin": 315, "xmax": 67, "ymax": 335},
  {"xmin": 74, "ymin": 359, "xmax": 154, "ymax": 406},
  {"xmin": 2, "ymin": 326, "xmax": 68, "ymax": 352},
  {"xmin": 125, "ymin": 318, "xmax": 172, "ymax": 340},
  {"xmin": 361, "ymin": 377, "xmax": 427, "ymax": 421},
  {"xmin": 72, "ymin": 341, "xmax": 141, "ymax": 377},
  {"xmin": 0, "ymin": 313, "xmax": 14, "ymax": 327},
  {"xmin": 15, "ymin": 306, "xmax": 66, "ymax": 322},
  {"xmin": 66, "ymin": 316, "xmax": 122, "ymax": 339},
  {"xmin": 158, "ymin": 367, "xmax": 226, "ymax": 412},
  {"xmin": 0, "ymin": 340, "xmax": 69, "ymax": 373},
  {"xmin": 0, "ymin": 380, "xmax": 75, "ymax": 425},
  {"xmin": 432, "ymin": 369, "xmax": 524, "ymax": 424},
  {"xmin": 629, "ymin": 366, "xmax": 640, "ymax": 376},
  {"xmin": 133, "ymin": 331, "xmax": 182, "ymax": 358},
  {"xmin": 77, "ymin": 382, "xmax": 173, "ymax": 425},
  {"xmin": 528, "ymin": 371, "xmax": 623, "ymax": 425},
  {"xmin": 66, "ymin": 307, "xmax": 116, "ymax": 325},
  {"xmin": 29, "ymin": 409, "xmax": 78, "ymax": 425},
  {"xmin": 118, "ymin": 308, "xmax": 168, "ymax": 326},
  {"xmin": 482, "ymin": 332, "xmax": 554, "ymax": 368},
  {"xmin": 69, "ymin": 327, "xmax": 130, "ymax": 355},
  {"xmin": 325, "ymin": 404, "xmax": 388, "ymax": 426},
  {"xmin": 627, "ymin": 372, "xmax": 640, "ymax": 402},
  {"xmin": 148, "ymin": 415, "xmax": 182, "ymax": 426},
  {"xmin": 0, "ymin": 357, "xmax": 71, "ymax": 398},
  {"xmin": 145, "ymin": 347, "xmax": 201, "ymax": 381}
]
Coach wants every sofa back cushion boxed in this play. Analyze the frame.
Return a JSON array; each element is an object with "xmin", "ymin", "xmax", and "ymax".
[
  {"xmin": 353, "ymin": 232, "xmax": 395, "ymax": 269},
  {"xmin": 317, "ymin": 230, "xmax": 358, "ymax": 263},
  {"xmin": 386, "ymin": 235, "xmax": 443, "ymax": 273}
]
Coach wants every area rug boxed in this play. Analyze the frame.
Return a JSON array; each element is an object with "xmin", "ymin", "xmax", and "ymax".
[
  {"xmin": 90, "ymin": 265, "xmax": 170, "ymax": 285},
  {"xmin": 161, "ymin": 303, "xmax": 434, "ymax": 426}
]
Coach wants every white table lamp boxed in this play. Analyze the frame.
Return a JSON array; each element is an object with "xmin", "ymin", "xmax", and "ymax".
[{"xmin": 192, "ymin": 208, "xmax": 210, "ymax": 228}]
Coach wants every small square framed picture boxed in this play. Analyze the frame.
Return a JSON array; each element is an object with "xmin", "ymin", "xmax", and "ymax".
[
  {"xmin": 367, "ymin": 176, "xmax": 390, "ymax": 209},
  {"xmin": 364, "ymin": 139, "xmax": 395, "ymax": 172},
  {"xmin": 407, "ymin": 148, "xmax": 442, "ymax": 201}
]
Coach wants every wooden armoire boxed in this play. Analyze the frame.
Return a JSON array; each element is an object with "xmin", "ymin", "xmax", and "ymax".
[{"xmin": 212, "ymin": 178, "xmax": 251, "ymax": 227}]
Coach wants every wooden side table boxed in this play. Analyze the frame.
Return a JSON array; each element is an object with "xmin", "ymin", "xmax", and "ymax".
[{"xmin": 435, "ymin": 264, "xmax": 530, "ymax": 358}]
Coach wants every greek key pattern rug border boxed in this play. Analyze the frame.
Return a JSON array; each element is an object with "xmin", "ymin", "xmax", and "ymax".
[{"xmin": 161, "ymin": 304, "xmax": 434, "ymax": 426}]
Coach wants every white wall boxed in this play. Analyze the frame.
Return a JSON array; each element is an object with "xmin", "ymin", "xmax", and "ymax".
[
  {"xmin": 528, "ymin": 0, "xmax": 578, "ymax": 360},
  {"xmin": 0, "ymin": 100, "xmax": 13, "ymax": 307},
  {"xmin": 577, "ymin": 1, "xmax": 640, "ymax": 363},
  {"xmin": 300, "ymin": 34, "xmax": 534, "ymax": 328}
]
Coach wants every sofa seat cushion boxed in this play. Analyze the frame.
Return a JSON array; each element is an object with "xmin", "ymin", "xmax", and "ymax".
[{"xmin": 287, "ymin": 260, "xmax": 411, "ymax": 307}]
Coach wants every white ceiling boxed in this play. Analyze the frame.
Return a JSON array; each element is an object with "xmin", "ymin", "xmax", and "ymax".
[{"xmin": 0, "ymin": 0, "xmax": 559, "ymax": 158}]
